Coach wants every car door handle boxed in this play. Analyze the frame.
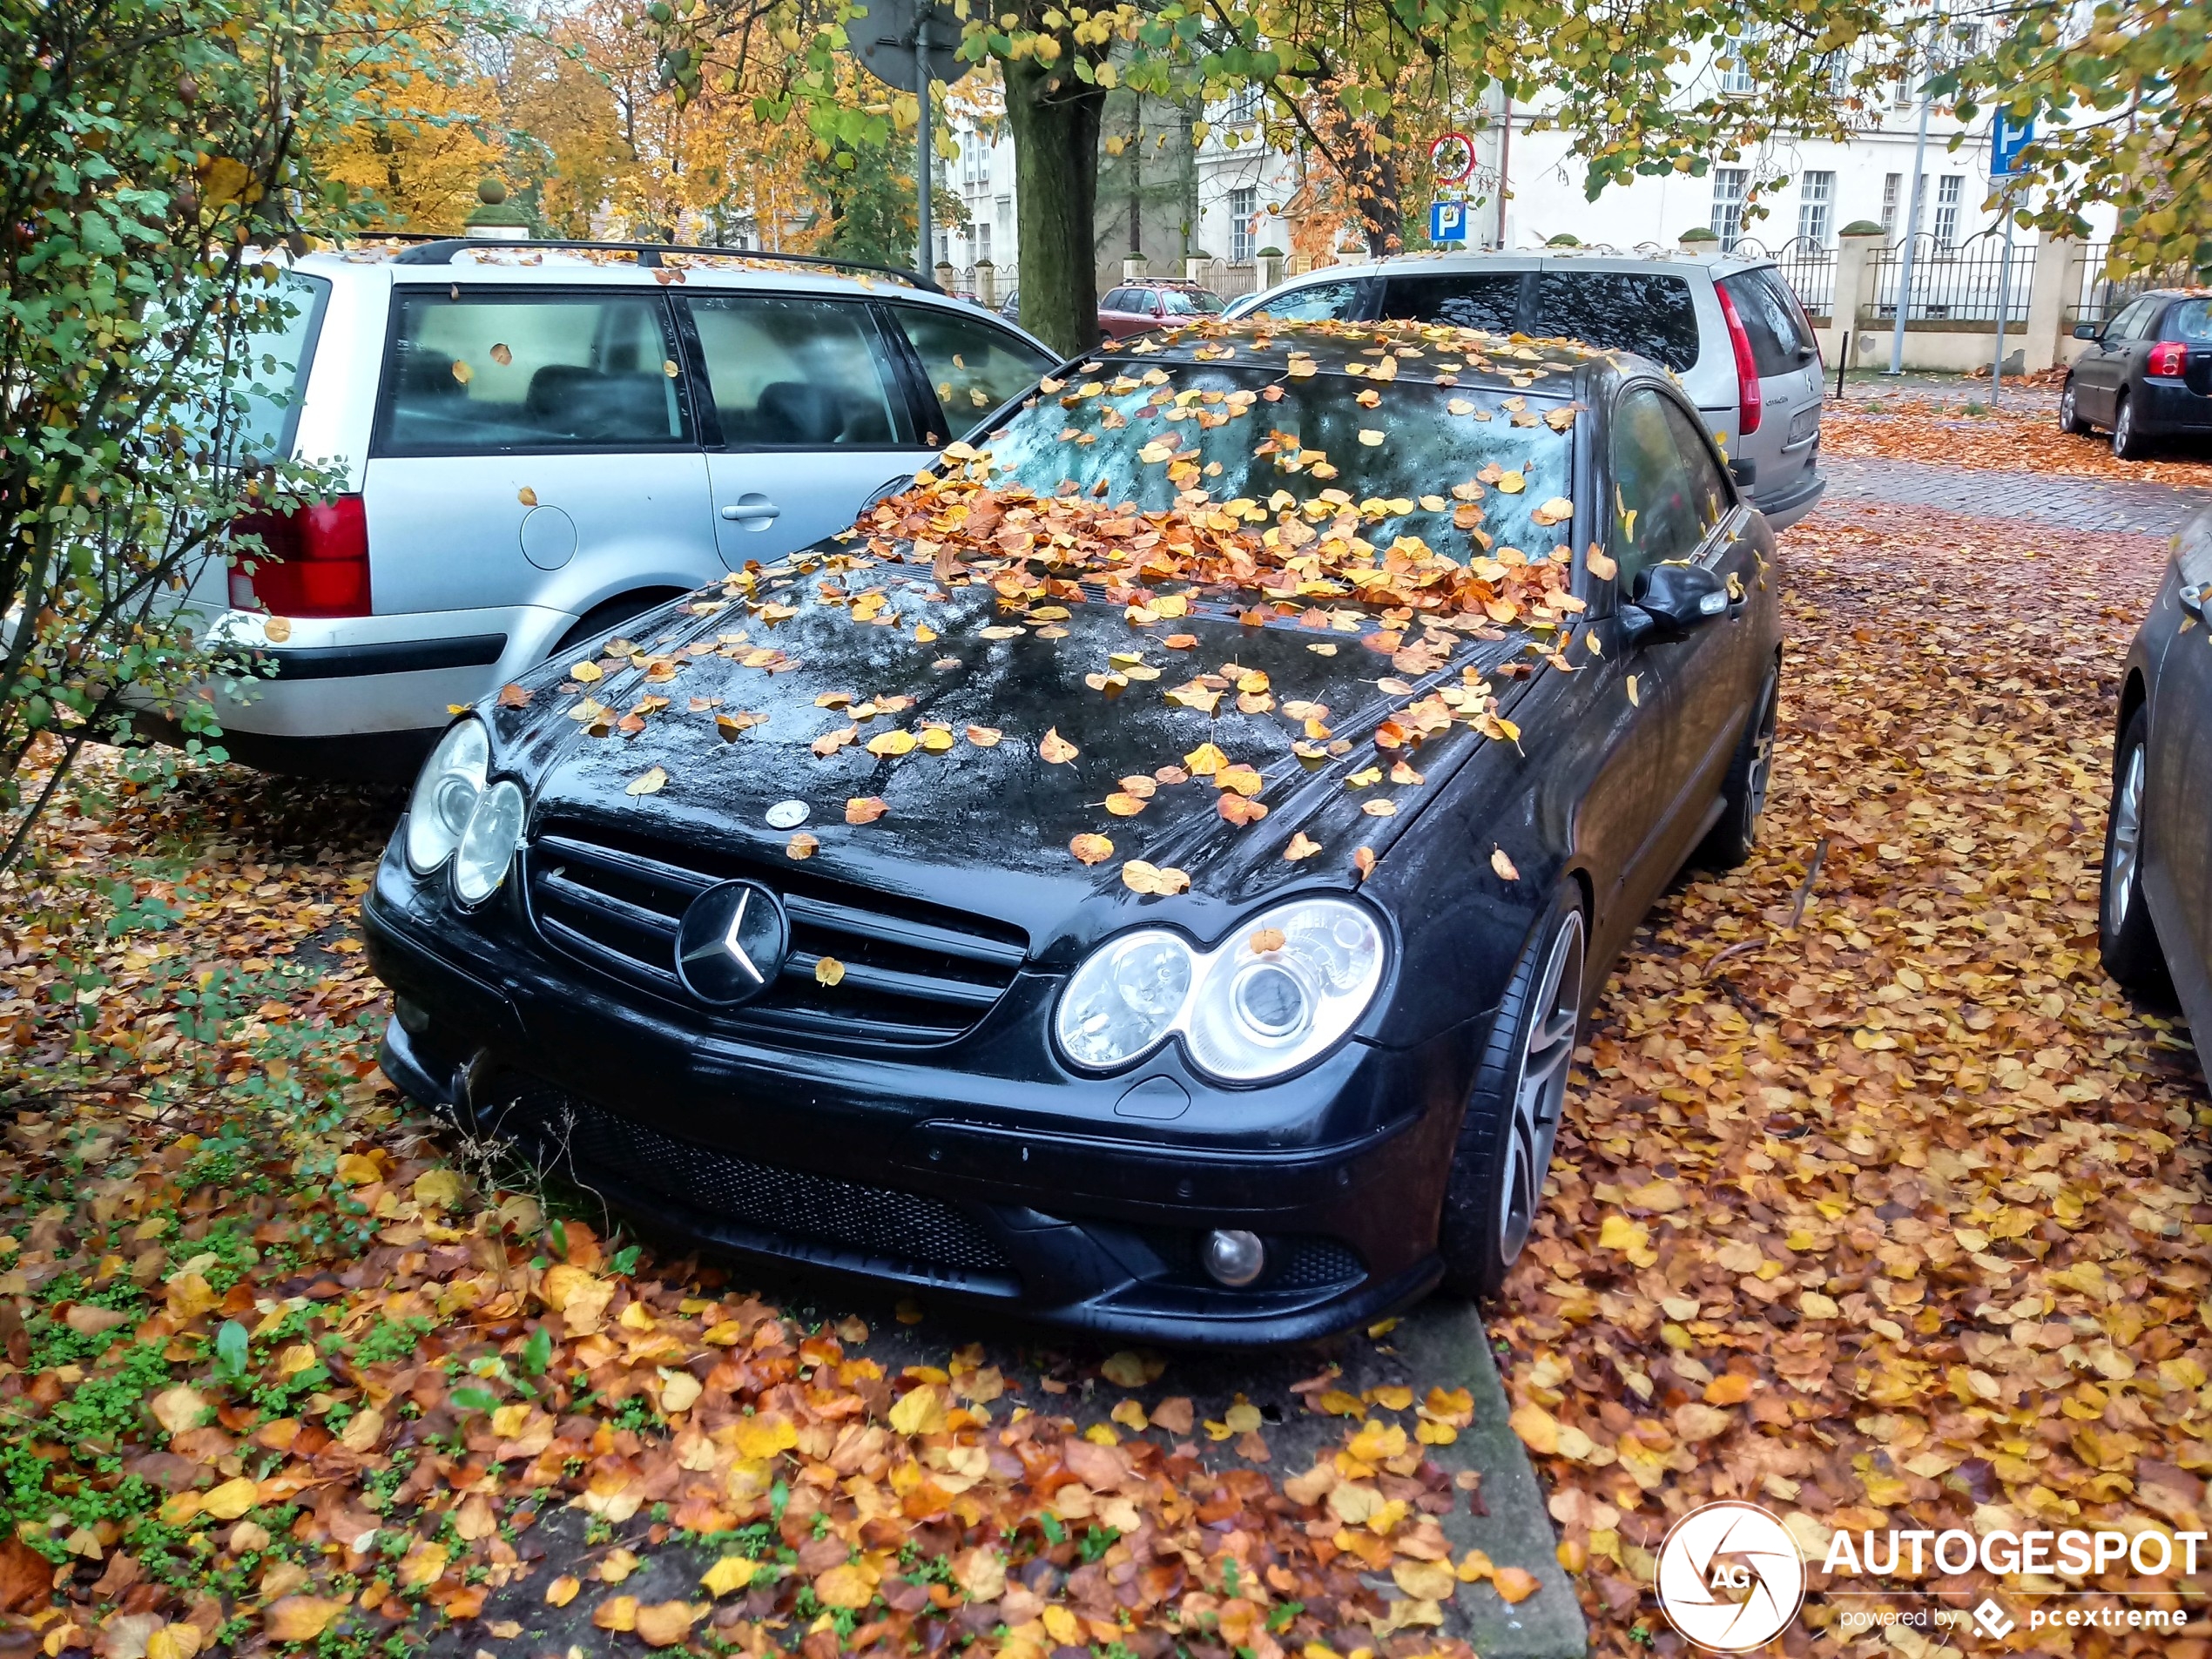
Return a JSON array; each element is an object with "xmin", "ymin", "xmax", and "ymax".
[
  {"xmin": 721, "ymin": 500, "xmax": 782, "ymax": 523},
  {"xmin": 2182, "ymin": 582, "xmax": 2206, "ymax": 618}
]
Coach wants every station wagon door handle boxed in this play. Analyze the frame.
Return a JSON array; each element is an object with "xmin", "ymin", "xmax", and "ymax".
[
  {"xmin": 721, "ymin": 497, "xmax": 783, "ymax": 524},
  {"xmin": 2182, "ymin": 582, "xmax": 2207, "ymax": 618}
]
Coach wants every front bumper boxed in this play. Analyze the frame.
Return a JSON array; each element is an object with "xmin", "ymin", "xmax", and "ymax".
[{"xmin": 363, "ymin": 845, "xmax": 1469, "ymax": 1345}]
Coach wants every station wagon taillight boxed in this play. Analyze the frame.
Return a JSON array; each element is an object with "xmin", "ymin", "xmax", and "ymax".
[
  {"xmin": 227, "ymin": 495, "xmax": 372, "ymax": 618},
  {"xmin": 1714, "ymin": 282, "xmax": 1763, "ymax": 436},
  {"xmin": 2147, "ymin": 341, "xmax": 2188, "ymax": 378}
]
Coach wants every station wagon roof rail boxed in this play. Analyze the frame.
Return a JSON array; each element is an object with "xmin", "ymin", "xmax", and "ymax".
[{"xmin": 382, "ymin": 237, "xmax": 945, "ymax": 293}]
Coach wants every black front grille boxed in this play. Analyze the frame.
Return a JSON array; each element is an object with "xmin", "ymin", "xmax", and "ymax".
[
  {"xmin": 528, "ymin": 1089, "xmax": 1012, "ymax": 1276},
  {"xmin": 524, "ymin": 818, "xmax": 1027, "ymax": 1045}
]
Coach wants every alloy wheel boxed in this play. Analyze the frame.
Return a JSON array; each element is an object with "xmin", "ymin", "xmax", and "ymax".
[
  {"xmin": 2060, "ymin": 381, "xmax": 2076, "ymax": 431},
  {"xmin": 2114, "ymin": 398, "xmax": 2134, "ymax": 455},
  {"xmin": 2105, "ymin": 739, "xmax": 2145, "ymax": 940},
  {"xmin": 1496, "ymin": 910, "xmax": 1585, "ymax": 1266}
]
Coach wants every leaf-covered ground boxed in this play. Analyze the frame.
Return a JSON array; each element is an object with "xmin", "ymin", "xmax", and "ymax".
[
  {"xmin": 1499, "ymin": 500, "xmax": 2212, "ymax": 1655},
  {"xmin": 2, "ymin": 492, "xmax": 2206, "ymax": 1659},
  {"xmin": 1823, "ymin": 397, "xmax": 2212, "ymax": 486}
]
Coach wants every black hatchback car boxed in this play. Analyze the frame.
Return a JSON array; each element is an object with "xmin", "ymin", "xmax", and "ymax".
[
  {"xmin": 363, "ymin": 319, "xmax": 1783, "ymax": 1344},
  {"xmin": 2063, "ymin": 290, "xmax": 2212, "ymax": 459},
  {"xmin": 2101, "ymin": 507, "xmax": 2212, "ymax": 1070}
]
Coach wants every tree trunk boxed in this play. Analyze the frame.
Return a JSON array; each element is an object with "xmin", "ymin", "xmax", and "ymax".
[
  {"xmin": 1354, "ymin": 115, "xmax": 1402, "ymax": 258},
  {"xmin": 1005, "ymin": 55, "xmax": 1105, "ymax": 358}
]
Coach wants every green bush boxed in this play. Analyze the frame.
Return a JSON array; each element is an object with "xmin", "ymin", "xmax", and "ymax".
[{"xmin": 0, "ymin": 0, "xmax": 496, "ymax": 873}]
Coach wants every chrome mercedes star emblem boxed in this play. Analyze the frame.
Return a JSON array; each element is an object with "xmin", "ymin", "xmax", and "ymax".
[
  {"xmin": 673, "ymin": 879, "xmax": 789, "ymax": 1006},
  {"xmin": 764, "ymin": 799, "xmax": 809, "ymax": 830}
]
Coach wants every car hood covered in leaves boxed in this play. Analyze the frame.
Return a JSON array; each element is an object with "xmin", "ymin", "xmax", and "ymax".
[{"xmin": 490, "ymin": 548, "xmax": 1544, "ymax": 951}]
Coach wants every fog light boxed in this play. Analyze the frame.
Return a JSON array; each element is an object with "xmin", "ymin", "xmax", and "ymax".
[
  {"xmin": 395, "ymin": 997, "xmax": 431, "ymax": 1036},
  {"xmin": 1203, "ymin": 1229, "xmax": 1267, "ymax": 1287}
]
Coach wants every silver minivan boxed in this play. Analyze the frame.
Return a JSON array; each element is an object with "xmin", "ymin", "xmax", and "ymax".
[
  {"xmin": 1226, "ymin": 249, "xmax": 1827, "ymax": 529},
  {"xmin": 174, "ymin": 241, "xmax": 1060, "ymax": 779}
]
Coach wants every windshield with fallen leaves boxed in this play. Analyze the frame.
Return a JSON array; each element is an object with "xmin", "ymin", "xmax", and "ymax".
[{"xmin": 978, "ymin": 357, "xmax": 1576, "ymax": 562}]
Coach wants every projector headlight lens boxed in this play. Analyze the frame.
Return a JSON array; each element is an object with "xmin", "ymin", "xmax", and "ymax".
[
  {"xmin": 451, "ymin": 779, "xmax": 526, "ymax": 905},
  {"xmin": 405, "ymin": 719, "xmax": 489, "ymax": 873},
  {"xmin": 1054, "ymin": 898, "xmax": 1386, "ymax": 1083}
]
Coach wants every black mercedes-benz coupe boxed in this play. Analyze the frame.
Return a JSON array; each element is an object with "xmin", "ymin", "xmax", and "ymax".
[
  {"xmin": 2101, "ymin": 506, "xmax": 2212, "ymax": 1069},
  {"xmin": 362, "ymin": 318, "xmax": 1783, "ymax": 1343}
]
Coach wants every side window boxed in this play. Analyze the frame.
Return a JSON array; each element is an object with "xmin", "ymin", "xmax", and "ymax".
[
  {"xmin": 2169, "ymin": 300, "xmax": 2212, "ymax": 344},
  {"xmin": 1101, "ymin": 287, "xmax": 1130, "ymax": 311},
  {"xmin": 685, "ymin": 295, "xmax": 907, "ymax": 448},
  {"xmin": 379, "ymin": 292, "xmax": 687, "ymax": 454},
  {"xmin": 1251, "ymin": 279, "xmax": 1362, "ymax": 323},
  {"xmin": 1535, "ymin": 273, "xmax": 1701, "ymax": 371},
  {"xmin": 1657, "ymin": 399, "xmax": 1732, "ymax": 540},
  {"xmin": 1608, "ymin": 388, "xmax": 1706, "ymax": 597},
  {"xmin": 894, "ymin": 305, "xmax": 1056, "ymax": 437},
  {"xmin": 1719, "ymin": 269, "xmax": 1815, "ymax": 377},
  {"xmin": 1378, "ymin": 273, "xmax": 1523, "ymax": 334},
  {"xmin": 2106, "ymin": 298, "xmax": 2158, "ymax": 341}
]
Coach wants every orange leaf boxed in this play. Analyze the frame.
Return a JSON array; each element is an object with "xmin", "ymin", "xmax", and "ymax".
[
  {"xmin": 1039, "ymin": 727, "xmax": 1079, "ymax": 764},
  {"xmin": 786, "ymin": 832, "xmax": 819, "ymax": 860},
  {"xmin": 1283, "ymin": 832, "xmax": 1321, "ymax": 861},
  {"xmin": 846, "ymin": 796, "xmax": 887, "ymax": 824},
  {"xmin": 1069, "ymin": 833, "xmax": 1115, "ymax": 866},
  {"xmin": 1491, "ymin": 846, "xmax": 1520, "ymax": 880}
]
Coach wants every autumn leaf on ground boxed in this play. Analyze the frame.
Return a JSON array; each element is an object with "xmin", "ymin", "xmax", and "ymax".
[
  {"xmin": 496, "ymin": 683, "xmax": 532, "ymax": 708},
  {"xmin": 570, "ymin": 660, "xmax": 603, "ymax": 682}
]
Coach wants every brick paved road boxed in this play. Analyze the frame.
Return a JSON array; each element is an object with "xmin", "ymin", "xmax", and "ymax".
[{"xmin": 1821, "ymin": 455, "xmax": 2212, "ymax": 536}]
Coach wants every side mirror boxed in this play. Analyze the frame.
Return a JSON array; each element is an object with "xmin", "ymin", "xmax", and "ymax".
[
  {"xmin": 2074, "ymin": 323, "xmax": 2101, "ymax": 341},
  {"xmin": 1620, "ymin": 563, "xmax": 1729, "ymax": 646}
]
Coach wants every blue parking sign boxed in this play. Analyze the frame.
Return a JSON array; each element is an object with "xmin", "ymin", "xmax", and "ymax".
[
  {"xmin": 1430, "ymin": 199, "xmax": 1468, "ymax": 245},
  {"xmin": 1991, "ymin": 111, "xmax": 2035, "ymax": 179}
]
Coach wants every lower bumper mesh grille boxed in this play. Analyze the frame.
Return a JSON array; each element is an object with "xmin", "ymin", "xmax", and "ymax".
[{"xmin": 524, "ymin": 1092, "xmax": 1011, "ymax": 1277}]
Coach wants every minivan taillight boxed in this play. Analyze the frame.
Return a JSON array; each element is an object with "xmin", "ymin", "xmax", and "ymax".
[
  {"xmin": 2147, "ymin": 341, "xmax": 2187, "ymax": 379},
  {"xmin": 227, "ymin": 496, "xmax": 371, "ymax": 618},
  {"xmin": 1714, "ymin": 283, "xmax": 1763, "ymax": 436}
]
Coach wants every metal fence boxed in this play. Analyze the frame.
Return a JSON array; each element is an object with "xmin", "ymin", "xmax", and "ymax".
[
  {"xmin": 1869, "ymin": 232, "xmax": 2030, "ymax": 324},
  {"xmin": 2071, "ymin": 243, "xmax": 2195, "ymax": 330},
  {"xmin": 1188, "ymin": 259, "xmax": 1260, "ymax": 300},
  {"xmin": 1736, "ymin": 235, "xmax": 1838, "ymax": 320}
]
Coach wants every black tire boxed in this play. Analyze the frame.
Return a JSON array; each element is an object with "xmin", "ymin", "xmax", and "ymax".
[
  {"xmin": 1696, "ymin": 665, "xmax": 1780, "ymax": 869},
  {"xmin": 555, "ymin": 590, "xmax": 685, "ymax": 655},
  {"xmin": 2111, "ymin": 391, "xmax": 2152, "ymax": 461},
  {"xmin": 1437, "ymin": 887, "xmax": 1587, "ymax": 1298},
  {"xmin": 2058, "ymin": 375, "xmax": 2092, "ymax": 435},
  {"xmin": 2101, "ymin": 706, "xmax": 2173, "ymax": 998}
]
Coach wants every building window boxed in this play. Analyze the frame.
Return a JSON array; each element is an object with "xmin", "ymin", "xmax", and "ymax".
[
  {"xmin": 1719, "ymin": 33, "xmax": 1757, "ymax": 95},
  {"xmin": 1819, "ymin": 50, "xmax": 1850, "ymax": 98},
  {"xmin": 1223, "ymin": 84, "xmax": 1261, "ymax": 126},
  {"xmin": 1880, "ymin": 172, "xmax": 1901, "ymax": 240},
  {"xmin": 1933, "ymin": 174, "xmax": 1961, "ymax": 250},
  {"xmin": 1710, "ymin": 167, "xmax": 1749, "ymax": 249},
  {"xmin": 1229, "ymin": 187, "xmax": 1258, "ymax": 263},
  {"xmin": 974, "ymin": 220, "xmax": 992, "ymax": 264},
  {"xmin": 1797, "ymin": 171, "xmax": 1834, "ymax": 246}
]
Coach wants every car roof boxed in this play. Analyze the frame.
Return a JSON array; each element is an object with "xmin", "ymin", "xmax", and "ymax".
[
  {"xmin": 1259, "ymin": 246, "xmax": 1773, "ymax": 285},
  {"xmin": 1095, "ymin": 316, "xmax": 1630, "ymax": 400}
]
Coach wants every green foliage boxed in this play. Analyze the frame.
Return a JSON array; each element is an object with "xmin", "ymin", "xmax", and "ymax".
[
  {"xmin": 1941, "ymin": 0, "xmax": 2210, "ymax": 279},
  {"xmin": 0, "ymin": 0, "xmax": 506, "ymax": 875}
]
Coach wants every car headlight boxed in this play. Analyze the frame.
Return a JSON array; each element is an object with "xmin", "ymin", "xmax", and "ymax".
[
  {"xmin": 405, "ymin": 719, "xmax": 488, "ymax": 873},
  {"xmin": 1054, "ymin": 898, "xmax": 1386, "ymax": 1083},
  {"xmin": 452, "ymin": 779, "xmax": 526, "ymax": 904}
]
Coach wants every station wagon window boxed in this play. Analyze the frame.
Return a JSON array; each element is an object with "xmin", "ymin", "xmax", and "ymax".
[
  {"xmin": 378, "ymin": 293, "xmax": 686, "ymax": 454},
  {"xmin": 228, "ymin": 272, "xmax": 330, "ymax": 462},
  {"xmin": 2104, "ymin": 298, "xmax": 2160, "ymax": 341},
  {"xmin": 1608, "ymin": 388, "xmax": 1723, "ymax": 594},
  {"xmin": 685, "ymin": 294, "xmax": 907, "ymax": 448},
  {"xmin": 1247, "ymin": 280, "xmax": 1363, "ymax": 323},
  {"xmin": 894, "ymin": 305, "xmax": 1057, "ymax": 438},
  {"xmin": 1378, "ymin": 272, "xmax": 1523, "ymax": 334},
  {"xmin": 1534, "ymin": 272, "xmax": 1700, "ymax": 371},
  {"xmin": 1720, "ymin": 268, "xmax": 1816, "ymax": 377},
  {"xmin": 1159, "ymin": 288, "xmax": 1223, "ymax": 316}
]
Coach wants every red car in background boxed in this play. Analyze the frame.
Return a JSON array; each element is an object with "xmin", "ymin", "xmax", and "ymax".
[{"xmin": 1096, "ymin": 280, "xmax": 1224, "ymax": 340}]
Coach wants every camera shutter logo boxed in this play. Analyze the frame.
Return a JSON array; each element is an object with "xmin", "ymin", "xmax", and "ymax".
[
  {"xmin": 675, "ymin": 880, "xmax": 790, "ymax": 1006},
  {"xmin": 1656, "ymin": 1501, "xmax": 1807, "ymax": 1652}
]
